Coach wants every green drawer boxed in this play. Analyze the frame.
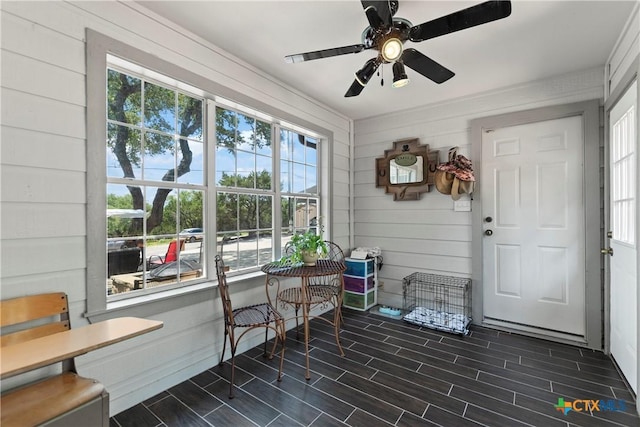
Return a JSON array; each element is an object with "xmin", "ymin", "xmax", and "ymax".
[{"xmin": 343, "ymin": 290, "xmax": 376, "ymax": 310}]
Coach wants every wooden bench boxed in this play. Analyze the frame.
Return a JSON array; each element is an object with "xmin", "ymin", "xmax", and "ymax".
[{"xmin": 0, "ymin": 293, "xmax": 109, "ymax": 427}]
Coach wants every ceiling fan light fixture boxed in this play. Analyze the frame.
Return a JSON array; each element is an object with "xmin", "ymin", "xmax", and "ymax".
[
  {"xmin": 392, "ymin": 61, "xmax": 409, "ymax": 88},
  {"xmin": 381, "ymin": 37, "xmax": 403, "ymax": 62},
  {"xmin": 355, "ymin": 58, "xmax": 379, "ymax": 86}
]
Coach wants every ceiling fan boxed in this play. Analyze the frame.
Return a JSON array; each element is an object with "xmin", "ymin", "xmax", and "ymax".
[{"xmin": 284, "ymin": 1, "xmax": 512, "ymax": 97}]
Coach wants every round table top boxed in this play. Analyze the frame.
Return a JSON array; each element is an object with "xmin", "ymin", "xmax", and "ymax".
[{"xmin": 261, "ymin": 259, "xmax": 345, "ymax": 278}]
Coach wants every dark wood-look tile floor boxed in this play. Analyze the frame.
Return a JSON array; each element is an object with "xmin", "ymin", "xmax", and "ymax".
[{"xmin": 111, "ymin": 309, "xmax": 639, "ymax": 427}]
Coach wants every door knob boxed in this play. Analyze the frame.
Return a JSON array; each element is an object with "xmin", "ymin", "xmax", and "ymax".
[
  {"xmin": 601, "ymin": 247, "xmax": 613, "ymax": 256},
  {"xmin": 484, "ymin": 230, "xmax": 493, "ymax": 236}
]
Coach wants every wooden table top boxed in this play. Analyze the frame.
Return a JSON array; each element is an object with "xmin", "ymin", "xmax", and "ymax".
[{"xmin": 1, "ymin": 317, "xmax": 163, "ymax": 379}]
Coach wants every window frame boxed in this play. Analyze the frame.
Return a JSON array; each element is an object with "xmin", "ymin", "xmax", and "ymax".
[{"xmin": 86, "ymin": 30, "xmax": 334, "ymax": 319}]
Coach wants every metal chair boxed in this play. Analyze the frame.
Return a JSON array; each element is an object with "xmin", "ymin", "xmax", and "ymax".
[
  {"xmin": 215, "ymin": 255, "xmax": 285, "ymax": 398},
  {"xmin": 308, "ymin": 241, "xmax": 345, "ymax": 324},
  {"xmin": 282, "ymin": 240, "xmax": 346, "ymax": 336}
]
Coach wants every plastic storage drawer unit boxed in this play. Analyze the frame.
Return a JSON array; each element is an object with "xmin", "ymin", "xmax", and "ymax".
[{"xmin": 343, "ymin": 257, "xmax": 377, "ymax": 311}]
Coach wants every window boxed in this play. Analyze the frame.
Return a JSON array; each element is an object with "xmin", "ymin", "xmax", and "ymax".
[
  {"xmin": 97, "ymin": 49, "xmax": 327, "ymax": 304},
  {"xmin": 611, "ymin": 103, "xmax": 636, "ymax": 245},
  {"xmin": 215, "ymin": 107, "xmax": 274, "ymax": 271},
  {"xmin": 106, "ymin": 68, "xmax": 206, "ymax": 297},
  {"xmin": 214, "ymin": 109, "xmax": 322, "ymax": 271},
  {"xmin": 279, "ymin": 129, "xmax": 320, "ymax": 243},
  {"xmin": 87, "ymin": 32, "xmax": 333, "ymax": 314}
]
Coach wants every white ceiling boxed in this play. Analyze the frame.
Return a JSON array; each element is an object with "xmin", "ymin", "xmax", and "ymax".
[{"xmin": 137, "ymin": 1, "xmax": 636, "ymax": 120}]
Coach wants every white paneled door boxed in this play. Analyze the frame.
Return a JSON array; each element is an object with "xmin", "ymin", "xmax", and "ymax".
[
  {"xmin": 482, "ymin": 115, "xmax": 586, "ymax": 337},
  {"xmin": 608, "ymin": 80, "xmax": 637, "ymax": 393}
]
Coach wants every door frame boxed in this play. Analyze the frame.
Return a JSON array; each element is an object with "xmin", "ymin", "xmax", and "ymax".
[{"xmin": 470, "ymin": 100, "xmax": 602, "ymax": 350}]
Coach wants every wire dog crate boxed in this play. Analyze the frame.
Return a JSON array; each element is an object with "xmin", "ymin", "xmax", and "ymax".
[{"xmin": 402, "ymin": 272, "xmax": 472, "ymax": 335}]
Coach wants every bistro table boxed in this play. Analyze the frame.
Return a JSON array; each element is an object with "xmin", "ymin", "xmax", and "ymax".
[{"xmin": 261, "ymin": 259, "xmax": 345, "ymax": 380}]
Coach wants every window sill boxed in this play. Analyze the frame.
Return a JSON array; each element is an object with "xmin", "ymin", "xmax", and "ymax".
[{"xmin": 85, "ymin": 270, "xmax": 266, "ymax": 323}]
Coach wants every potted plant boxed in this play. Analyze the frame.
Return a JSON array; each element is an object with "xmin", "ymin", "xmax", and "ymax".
[{"xmin": 281, "ymin": 230, "xmax": 328, "ymax": 266}]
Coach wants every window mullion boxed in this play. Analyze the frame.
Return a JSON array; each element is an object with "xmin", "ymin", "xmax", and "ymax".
[
  {"xmin": 207, "ymin": 99, "xmax": 217, "ymax": 277},
  {"xmin": 273, "ymin": 124, "xmax": 282, "ymax": 258}
]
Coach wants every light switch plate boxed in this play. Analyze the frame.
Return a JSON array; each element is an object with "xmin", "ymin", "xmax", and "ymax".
[{"xmin": 454, "ymin": 200, "xmax": 471, "ymax": 212}]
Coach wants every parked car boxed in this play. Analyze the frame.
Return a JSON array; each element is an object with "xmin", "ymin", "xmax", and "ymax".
[
  {"xmin": 107, "ymin": 239, "xmax": 127, "ymax": 251},
  {"xmin": 179, "ymin": 228, "xmax": 203, "ymax": 243}
]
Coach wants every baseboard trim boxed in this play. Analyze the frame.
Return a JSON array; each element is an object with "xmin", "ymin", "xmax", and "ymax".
[{"xmin": 482, "ymin": 318, "xmax": 590, "ymax": 348}]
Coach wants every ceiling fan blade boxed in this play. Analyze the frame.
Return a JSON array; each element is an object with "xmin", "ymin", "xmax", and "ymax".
[
  {"xmin": 345, "ymin": 79, "xmax": 366, "ymax": 97},
  {"xmin": 409, "ymin": 0, "xmax": 512, "ymax": 42},
  {"xmin": 401, "ymin": 48, "xmax": 454, "ymax": 84},
  {"xmin": 361, "ymin": 1, "xmax": 393, "ymax": 28},
  {"xmin": 364, "ymin": 6, "xmax": 384, "ymax": 29},
  {"xmin": 285, "ymin": 44, "xmax": 366, "ymax": 63}
]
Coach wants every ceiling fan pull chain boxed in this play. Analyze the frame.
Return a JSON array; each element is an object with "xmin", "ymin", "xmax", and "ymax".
[{"xmin": 380, "ymin": 65, "xmax": 384, "ymax": 87}]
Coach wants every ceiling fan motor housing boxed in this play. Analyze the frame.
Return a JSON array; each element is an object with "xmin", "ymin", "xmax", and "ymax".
[{"xmin": 363, "ymin": 18, "xmax": 412, "ymax": 63}]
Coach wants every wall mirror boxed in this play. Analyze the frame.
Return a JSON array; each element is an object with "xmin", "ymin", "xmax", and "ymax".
[
  {"xmin": 389, "ymin": 156, "xmax": 424, "ymax": 184},
  {"xmin": 376, "ymin": 138, "xmax": 438, "ymax": 201}
]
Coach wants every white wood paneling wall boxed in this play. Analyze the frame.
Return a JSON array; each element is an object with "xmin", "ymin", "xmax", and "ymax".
[
  {"xmin": 354, "ymin": 67, "xmax": 606, "ymax": 309},
  {"xmin": 0, "ymin": 0, "xmax": 350, "ymax": 415}
]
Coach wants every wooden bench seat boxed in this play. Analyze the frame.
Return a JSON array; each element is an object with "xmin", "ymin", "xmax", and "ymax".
[
  {"xmin": 1, "ymin": 293, "xmax": 109, "ymax": 427},
  {"xmin": 1, "ymin": 372, "xmax": 108, "ymax": 427}
]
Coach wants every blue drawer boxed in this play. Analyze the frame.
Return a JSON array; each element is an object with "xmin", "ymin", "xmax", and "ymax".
[{"xmin": 344, "ymin": 258, "xmax": 373, "ymax": 277}]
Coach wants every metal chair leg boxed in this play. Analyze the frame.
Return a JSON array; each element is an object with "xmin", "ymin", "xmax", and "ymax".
[
  {"xmin": 263, "ymin": 328, "xmax": 269, "ymax": 357},
  {"xmin": 276, "ymin": 321, "xmax": 286, "ymax": 381},
  {"xmin": 229, "ymin": 347, "xmax": 236, "ymax": 399},
  {"xmin": 219, "ymin": 328, "xmax": 228, "ymax": 366},
  {"xmin": 294, "ymin": 305, "xmax": 301, "ymax": 339}
]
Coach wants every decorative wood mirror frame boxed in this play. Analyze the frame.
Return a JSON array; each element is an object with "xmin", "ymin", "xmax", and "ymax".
[{"xmin": 375, "ymin": 138, "xmax": 439, "ymax": 201}]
